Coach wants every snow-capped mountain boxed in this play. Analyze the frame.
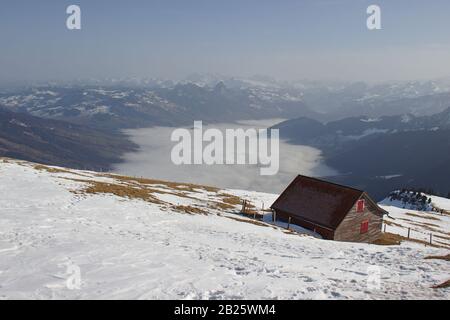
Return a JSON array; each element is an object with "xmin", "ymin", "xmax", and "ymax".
[
  {"xmin": 2, "ymin": 78, "xmax": 449, "ymax": 131},
  {"xmin": 0, "ymin": 84, "xmax": 316, "ymax": 130},
  {"xmin": 295, "ymin": 79, "xmax": 450, "ymax": 118},
  {"xmin": 0, "ymin": 158, "xmax": 448, "ymax": 299},
  {"xmin": 275, "ymin": 107, "xmax": 450, "ymax": 147}
]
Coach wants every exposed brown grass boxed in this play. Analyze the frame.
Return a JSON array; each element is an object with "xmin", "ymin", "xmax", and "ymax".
[
  {"xmin": 33, "ymin": 164, "xmax": 89, "ymax": 177},
  {"xmin": 208, "ymin": 194, "xmax": 244, "ymax": 211},
  {"xmin": 210, "ymin": 201, "xmax": 236, "ymax": 211},
  {"xmin": 425, "ymin": 254, "xmax": 450, "ymax": 261},
  {"xmin": 104, "ymin": 174, "xmax": 219, "ymax": 193},
  {"xmin": 406, "ymin": 237, "xmax": 446, "ymax": 248},
  {"xmin": 34, "ymin": 164, "xmax": 73, "ymax": 174},
  {"xmin": 81, "ymin": 180, "xmax": 164, "ymax": 205},
  {"xmin": 371, "ymin": 232, "xmax": 448, "ymax": 248},
  {"xmin": 172, "ymin": 205, "xmax": 208, "ymax": 215},
  {"xmin": 64, "ymin": 175, "xmax": 220, "ymax": 216},
  {"xmin": 411, "ymin": 221, "xmax": 440, "ymax": 228},
  {"xmin": 383, "ymin": 220, "xmax": 404, "ymax": 228},
  {"xmin": 396, "ymin": 219, "xmax": 442, "ymax": 234},
  {"xmin": 224, "ymin": 215, "xmax": 271, "ymax": 228},
  {"xmin": 221, "ymin": 195, "xmax": 242, "ymax": 206},
  {"xmin": 372, "ymin": 233, "xmax": 403, "ymax": 246},
  {"xmin": 434, "ymin": 234, "xmax": 450, "ymax": 241},
  {"xmin": 432, "ymin": 280, "xmax": 450, "ymax": 289},
  {"xmin": 405, "ymin": 212, "xmax": 441, "ymax": 221}
]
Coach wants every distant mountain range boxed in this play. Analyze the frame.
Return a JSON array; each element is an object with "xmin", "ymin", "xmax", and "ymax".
[
  {"xmin": 274, "ymin": 107, "xmax": 450, "ymax": 149},
  {"xmin": 0, "ymin": 83, "xmax": 317, "ymax": 130},
  {"xmin": 0, "ymin": 108, "xmax": 136, "ymax": 171},
  {"xmin": 273, "ymin": 108, "xmax": 450, "ymax": 199},
  {"xmin": 2, "ymin": 78, "xmax": 450, "ymax": 131}
]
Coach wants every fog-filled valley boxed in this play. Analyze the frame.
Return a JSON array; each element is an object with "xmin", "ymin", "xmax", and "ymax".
[{"xmin": 113, "ymin": 119, "xmax": 337, "ymax": 194}]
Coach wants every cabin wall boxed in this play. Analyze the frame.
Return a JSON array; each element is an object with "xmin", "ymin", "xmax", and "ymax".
[
  {"xmin": 273, "ymin": 209, "xmax": 334, "ymax": 240},
  {"xmin": 334, "ymin": 195, "xmax": 383, "ymax": 243}
]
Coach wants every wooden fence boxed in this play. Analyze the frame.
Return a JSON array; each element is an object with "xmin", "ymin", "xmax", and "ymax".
[{"xmin": 383, "ymin": 223, "xmax": 435, "ymax": 245}]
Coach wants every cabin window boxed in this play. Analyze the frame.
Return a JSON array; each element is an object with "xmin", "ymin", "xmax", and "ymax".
[
  {"xmin": 360, "ymin": 220, "xmax": 369, "ymax": 234},
  {"xmin": 356, "ymin": 199, "xmax": 365, "ymax": 213}
]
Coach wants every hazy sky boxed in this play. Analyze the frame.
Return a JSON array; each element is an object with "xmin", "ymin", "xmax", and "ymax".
[{"xmin": 1, "ymin": 0, "xmax": 450, "ymax": 84}]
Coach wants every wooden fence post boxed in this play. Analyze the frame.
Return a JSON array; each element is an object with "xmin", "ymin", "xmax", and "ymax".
[
  {"xmin": 242, "ymin": 200, "xmax": 247, "ymax": 214},
  {"xmin": 407, "ymin": 228, "xmax": 410, "ymax": 239},
  {"xmin": 430, "ymin": 233, "xmax": 433, "ymax": 245}
]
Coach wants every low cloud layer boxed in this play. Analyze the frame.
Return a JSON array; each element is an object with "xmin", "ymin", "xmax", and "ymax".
[{"xmin": 113, "ymin": 120, "xmax": 337, "ymax": 194}]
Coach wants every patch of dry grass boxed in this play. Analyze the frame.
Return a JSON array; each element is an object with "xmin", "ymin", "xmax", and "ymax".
[
  {"xmin": 30, "ymin": 163, "xmax": 283, "ymax": 223},
  {"xmin": 33, "ymin": 164, "xmax": 89, "ymax": 177},
  {"xmin": 425, "ymin": 254, "xmax": 450, "ymax": 261},
  {"xmin": 211, "ymin": 201, "xmax": 236, "ymax": 211},
  {"xmin": 371, "ymin": 233, "xmax": 403, "ymax": 246},
  {"xmin": 221, "ymin": 195, "xmax": 242, "ymax": 206},
  {"xmin": 434, "ymin": 234, "xmax": 450, "ymax": 241},
  {"xmin": 383, "ymin": 220, "xmax": 404, "ymax": 228},
  {"xmin": 432, "ymin": 280, "xmax": 450, "ymax": 289},
  {"xmin": 34, "ymin": 164, "xmax": 73, "ymax": 174},
  {"xmin": 172, "ymin": 205, "xmax": 208, "ymax": 215},
  {"xmin": 104, "ymin": 174, "xmax": 219, "ymax": 193},
  {"xmin": 64, "ymin": 175, "xmax": 218, "ymax": 216},
  {"xmin": 372, "ymin": 232, "xmax": 448, "ymax": 248},
  {"xmin": 81, "ymin": 180, "xmax": 164, "ymax": 205},
  {"xmin": 224, "ymin": 215, "xmax": 271, "ymax": 228},
  {"xmin": 209, "ymin": 194, "xmax": 244, "ymax": 211},
  {"xmin": 411, "ymin": 221, "xmax": 440, "ymax": 228},
  {"xmin": 396, "ymin": 218, "xmax": 443, "ymax": 234},
  {"xmin": 405, "ymin": 212, "xmax": 441, "ymax": 221}
]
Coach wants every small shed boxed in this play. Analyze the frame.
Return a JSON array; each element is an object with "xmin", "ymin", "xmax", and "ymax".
[{"xmin": 270, "ymin": 175, "xmax": 388, "ymax": 242}]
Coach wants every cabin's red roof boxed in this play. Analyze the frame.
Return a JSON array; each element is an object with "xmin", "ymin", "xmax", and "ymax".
[{"xmin": 271, "ymin": 175, "xmax": 367, "ymax": 230}]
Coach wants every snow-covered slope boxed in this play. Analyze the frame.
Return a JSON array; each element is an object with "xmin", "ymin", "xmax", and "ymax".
[
  {"xmin": 380, "ymin": 195, "xmax": 450, "ymax": 248},
  {"xmin": 0, "ymin": 158, "xmax": 448, "ymax": 299}
]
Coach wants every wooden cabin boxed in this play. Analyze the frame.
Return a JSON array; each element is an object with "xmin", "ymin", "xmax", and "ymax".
[{"xmin": 270, "ymin": 175, "xmax": 388, "ymax": 243}]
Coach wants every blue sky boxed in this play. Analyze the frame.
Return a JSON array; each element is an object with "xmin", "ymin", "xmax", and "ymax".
[{"xmin": 1, "ymin": 0, "xmax": 450, "ymax": 83}]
